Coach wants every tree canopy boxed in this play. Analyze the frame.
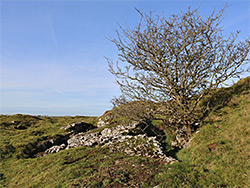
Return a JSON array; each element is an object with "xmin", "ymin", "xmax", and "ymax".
[{"xmin": 106, "ymin": 5, "xmax": 250, "ymax": 145}]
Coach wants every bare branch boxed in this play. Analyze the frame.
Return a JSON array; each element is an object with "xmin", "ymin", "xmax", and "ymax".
[{"xmin": 106, "ymin": 5, "xmax": 250, "ymax": 146}]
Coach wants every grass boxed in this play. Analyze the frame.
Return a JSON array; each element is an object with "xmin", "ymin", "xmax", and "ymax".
[
  {"xmin": 0, "ymin": 77, "xmax": 250, "ymax": 187},
  {"xmin": 1, "ymin": 146, "xmax": 168, "ymax": 187},
  {"xmin": 0, "ymin": 115, "xmax": 97, "ymax": 159},
  {"xmin": 155, "ymin": 87, "xmax": 250, "ymax": 187}
]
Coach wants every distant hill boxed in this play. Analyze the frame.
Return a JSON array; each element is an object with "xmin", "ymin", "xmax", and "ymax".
[{"xmin": 1, "ymin": 77, "xmax": 249, "ymax": 187}]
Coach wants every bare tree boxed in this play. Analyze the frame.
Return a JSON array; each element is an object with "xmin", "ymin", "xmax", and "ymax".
[{"xmin": 106, "ymin": 6, "xmax": 250, "ymax": 146}]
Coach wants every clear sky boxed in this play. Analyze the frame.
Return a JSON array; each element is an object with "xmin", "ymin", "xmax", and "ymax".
[{"xmin": 1, "ymin": 0, "xmax": 249, "ymax": 116}]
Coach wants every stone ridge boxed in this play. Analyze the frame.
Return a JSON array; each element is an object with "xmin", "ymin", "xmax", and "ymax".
[{"xmin": 43, "ymin": 121, "xmax": 177, "ymax": 164}]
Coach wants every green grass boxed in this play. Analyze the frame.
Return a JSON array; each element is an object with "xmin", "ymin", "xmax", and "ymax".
[
  {"xmin": 0, "ymin": 115, "xmax": 97, "ymax": 159},
  {"xmin": 1, "ymin": 146, "xmax": 168, "ymax": 187},
  {"xmin": 154, "ymin": 88, "xmax": 250, "ymax": 187},
  {"xmin": 1, "ymin": 77, "xmax": 250, "ymax": 187}
]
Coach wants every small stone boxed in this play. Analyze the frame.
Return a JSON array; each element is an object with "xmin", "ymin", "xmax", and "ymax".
[
  {"xmin": 15, "ymin": 124, "xmax": 26, "ymax": 130},
  {"xmin": 44, "ymin": 144, "xmax": 66, "ymax": 154}
]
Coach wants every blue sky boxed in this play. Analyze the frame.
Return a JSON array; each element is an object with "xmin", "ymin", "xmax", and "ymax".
[{"xmin": 1, "ymin": 0, "xmax": 249, "ymax": 116}]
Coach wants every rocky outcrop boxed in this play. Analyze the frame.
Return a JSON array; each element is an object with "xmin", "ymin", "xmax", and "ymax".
[
  {"xmin": 22, "ymin": 135, "xmax": 69, "ymax": 158},
  {"xmin": 66, "ymin": 122, "xmax": 139, "ymax": 149},
  {"xmin": 30, "ymin": 121, "xmax": 176, "ymax": 164},
  {"xmin": 65, "ymin": 121, "xmax": 176, "ymax": 163},
  {"xmin": 60, "ymin": 121, "xmax": 95, "ymax": 133},
  {"xmin": 22, "ymin": 122, "xmax": 95, "ymax": 158},
  {"xmin": 37, "ymin": 136, "xmax": 68, "ymax": 150},
  {"xmin": 106, "ymin": 134, "xmax": 176, "ymax": 163}
]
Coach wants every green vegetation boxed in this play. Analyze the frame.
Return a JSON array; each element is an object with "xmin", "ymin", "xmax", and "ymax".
[
  {"xmin": 156, "ymin": 77, "xmax": 250, "ymax": 187},
  {"xmin": 0, "ymin": 115, "xmax": 97, "ymax": 159},
  {"xmin": 1, "ymin": 77, "xmax": 250, "ymax": 187}
]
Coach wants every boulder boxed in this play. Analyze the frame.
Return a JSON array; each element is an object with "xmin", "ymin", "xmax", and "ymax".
[
  {"xmin": 37, "ymin": 136, "xmax": 67, "ymax": 151},
  {"xmin": 60, "ymin": 122, "xmax": 94, "ymax": 133},
  {"xmin": 23, "ymin": 135, "xmax": 69, "ymax": 158}
]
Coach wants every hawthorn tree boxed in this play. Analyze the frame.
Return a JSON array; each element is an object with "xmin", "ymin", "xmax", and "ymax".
[{"xmin": 106, "ymin": 6, "xmax": 250, "ymax": 146}]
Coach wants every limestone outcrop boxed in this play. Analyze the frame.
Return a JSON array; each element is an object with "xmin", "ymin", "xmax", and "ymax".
[
  {"xmin": 66, "ymin": 122, "xmax": 138, "ymax": 149},
  {"xmin": 35, "ymin": 121, "xmax": 176, "ymax": 164}
]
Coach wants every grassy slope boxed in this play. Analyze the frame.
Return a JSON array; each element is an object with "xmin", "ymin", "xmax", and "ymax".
[
  {"xmin": 1, "ymin": 77, "xmax": 250, "ymax": 187},
  {"xmin": 156, "ymin": 79, "xmax": 250, "ymax": 187},
  {"xmin": 0, "ymin": 115, "xmax": 97, "ymax": 159}
]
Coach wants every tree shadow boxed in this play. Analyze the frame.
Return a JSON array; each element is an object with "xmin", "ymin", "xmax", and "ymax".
[{"xmin": 165, "ymin": 147, "xmax": 181, "ymax": 159}]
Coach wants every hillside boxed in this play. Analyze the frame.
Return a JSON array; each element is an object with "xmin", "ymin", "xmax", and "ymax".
[{"xmin": 0, "ymin": 77, "xmax": 250, "ymax": 187}]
